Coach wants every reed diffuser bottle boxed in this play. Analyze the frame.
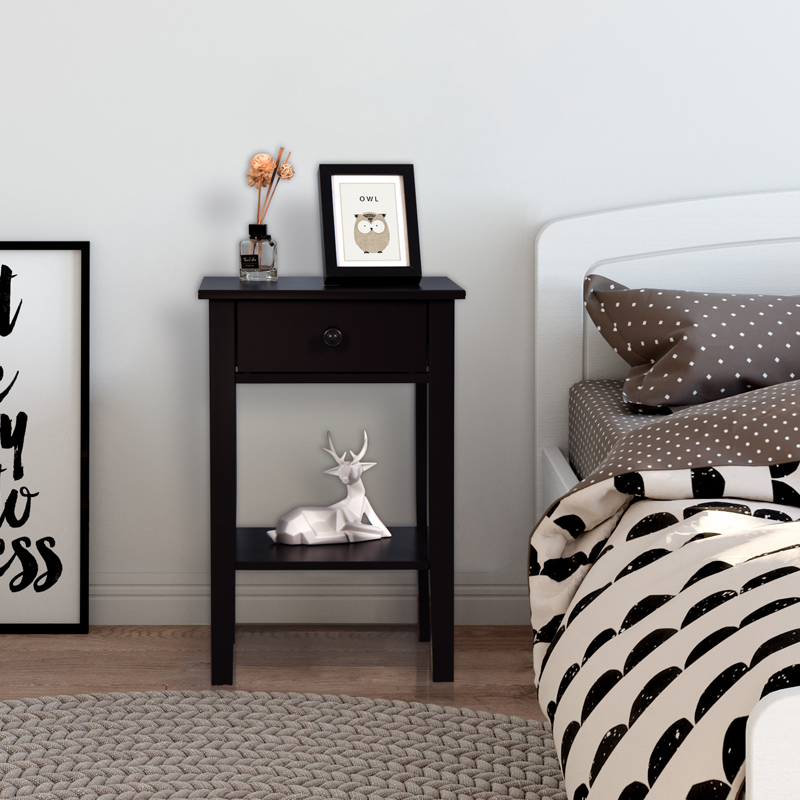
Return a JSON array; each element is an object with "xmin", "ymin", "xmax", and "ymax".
[
  {"xmin": 239, "ymin": 224, "xmax": 277, "ymax": 281},
  {"xmin": 240, "ymin": 147, "xmax": 295, "ymax": 282}
]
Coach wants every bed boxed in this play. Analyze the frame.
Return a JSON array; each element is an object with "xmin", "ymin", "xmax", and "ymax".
[{"xmin": 530, "ymin": 190, "xmax": 800, "ymax": 799}]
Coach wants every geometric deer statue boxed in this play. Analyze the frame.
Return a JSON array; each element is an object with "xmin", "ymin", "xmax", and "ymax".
[{"xmin": 268, "ymin": 431, "xmax": 392, "ymax": 545}]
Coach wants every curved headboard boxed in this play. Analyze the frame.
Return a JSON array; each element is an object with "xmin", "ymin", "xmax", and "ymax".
[{"xmin": 534, "ymin": 189, "xmax": 800, "ymax": 517}]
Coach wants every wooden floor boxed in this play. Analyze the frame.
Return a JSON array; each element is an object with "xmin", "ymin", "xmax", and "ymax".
[{"xmin": 0, "ymin": 625, "xmax": 545, "ymax": 721}]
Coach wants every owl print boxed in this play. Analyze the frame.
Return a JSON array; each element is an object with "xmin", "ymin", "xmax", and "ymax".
[{"xmin": 353, "ymin": 213, "xmax": 390, "ymax": 254}]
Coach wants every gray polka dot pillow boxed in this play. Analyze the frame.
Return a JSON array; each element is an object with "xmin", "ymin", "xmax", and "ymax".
[{"xmin": 584, "ymin": 273, "xmax": 800, "ymax": 407}]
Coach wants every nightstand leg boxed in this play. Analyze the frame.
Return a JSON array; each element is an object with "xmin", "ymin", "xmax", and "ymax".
[
  {"xmin": 209, "ymin": 300, "xmax": 237, "ymax": 685},
  {"xmin": 415, "ymin": 382, "xmax": 431, "ymax": 642},
  {"xmin": 417, "ymin": 570, "xmax": 431, "ymax": 642},
  {"xmin": 428, "ymin": 301, "xmax": 455, "ymax": 682}
]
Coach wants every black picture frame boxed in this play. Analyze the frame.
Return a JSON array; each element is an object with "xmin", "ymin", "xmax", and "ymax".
[
  {"xmin": 0, "ymin": 242, "xmax": 89, "ymax": 633},
  {"xmin": 318, "ymin": 164, "xmax": 422, "ymax": 285}
]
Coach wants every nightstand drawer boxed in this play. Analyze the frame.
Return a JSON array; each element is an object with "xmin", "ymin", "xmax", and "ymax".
[{"xmin": 237, "ymin": 300, "xmax": 428, "ymax": 373}]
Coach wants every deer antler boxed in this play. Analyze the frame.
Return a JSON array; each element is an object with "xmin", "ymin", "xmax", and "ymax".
[
  {"xmin": 350, "ymin": 431, "xmax": 369, "ymax": 464},
  {"xmin": 322, "ymin": 431, "xmax": 346, "ymax": 465}
]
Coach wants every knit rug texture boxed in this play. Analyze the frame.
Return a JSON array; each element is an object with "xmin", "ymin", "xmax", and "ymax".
[{"xmin": 0, "ymin": 690, "xmax": 566, "ymax": 799}]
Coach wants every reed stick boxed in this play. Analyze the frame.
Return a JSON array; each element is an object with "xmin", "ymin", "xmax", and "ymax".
[
  {"xmin": 258, "ymin": 147, "xmax": 284, "ymax": 224},
  {"xmin": 257, "ymin": 175, "xmax": 273, "ymax": 224},
  {"xmin": 262, "ymin": 150, "xmax": 290, "ymax": 219}
]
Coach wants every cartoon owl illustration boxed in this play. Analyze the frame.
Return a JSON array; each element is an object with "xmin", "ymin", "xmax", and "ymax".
[{"xmin": 353, "ymin": 213, "xmax": 390, "ymax": 254}]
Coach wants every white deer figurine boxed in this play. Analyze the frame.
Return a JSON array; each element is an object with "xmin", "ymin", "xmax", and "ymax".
[{"xmin": 268, "ymin": 431, "xmax": 391, "ymax": 545}]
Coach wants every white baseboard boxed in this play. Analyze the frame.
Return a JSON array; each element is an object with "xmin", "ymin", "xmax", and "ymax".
[{"xmin": 89, "ymin": 572, "xmax": 531, "ymax": 626}]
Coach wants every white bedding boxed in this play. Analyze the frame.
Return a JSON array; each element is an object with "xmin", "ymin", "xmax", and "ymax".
[{"xmin": 530, "ymin": 381, "xmax": 800, "ymax": 799}]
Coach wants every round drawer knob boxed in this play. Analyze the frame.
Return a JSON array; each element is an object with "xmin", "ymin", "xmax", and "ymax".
[{"xmin": 323, "ymin": 327, "xmax": 343, "ymax": 347}]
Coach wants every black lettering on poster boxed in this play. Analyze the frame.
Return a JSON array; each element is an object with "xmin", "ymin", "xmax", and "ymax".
[
  {"xmin": 1, "ymin": 412, "xmax": 27, "ymax": 479},
  {"xmin": 0, "ymin": 265, "xmax": 21, "ymax": 337},
  {"xmin": 0, "ymin": 262, "xmax": 59, "ymax": 594}
]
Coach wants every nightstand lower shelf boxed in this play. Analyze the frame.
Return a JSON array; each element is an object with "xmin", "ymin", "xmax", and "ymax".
[
  {"xmin": 236, "ymin": 526, "xmax": 429, "ymax": 570},
  {"xmin": 236, "ymin": 526, "xmax": 432, "ymax": 647}
]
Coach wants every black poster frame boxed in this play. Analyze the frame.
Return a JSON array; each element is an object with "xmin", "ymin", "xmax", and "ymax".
[{"xmin": 0, "ymin": 241, "xmax": 89, "ymax": 633}]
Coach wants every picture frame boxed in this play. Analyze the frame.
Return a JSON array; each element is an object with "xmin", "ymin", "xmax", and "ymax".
[
  {"xmin": 318, "ymin": 164, "xmax": 422, "ymax": 285},
  {"xmin": 0, "ymin": 242, "xmax": 89, "ymax": 633}
]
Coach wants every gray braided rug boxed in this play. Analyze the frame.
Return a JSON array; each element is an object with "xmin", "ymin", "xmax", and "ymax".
[{"xmin": 0, "ymin": 690, "xmax": 566, "ymax": 799}]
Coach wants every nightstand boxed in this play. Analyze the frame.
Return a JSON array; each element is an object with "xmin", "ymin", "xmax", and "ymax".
[{"xmin": 199, "ymin": 276, "xmax": 466, "ymax": 683}]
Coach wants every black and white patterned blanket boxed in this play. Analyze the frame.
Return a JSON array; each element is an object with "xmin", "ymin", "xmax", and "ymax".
[{"xmin": 529, "ymin": 381, "xmax": 800, "ymax": 799}]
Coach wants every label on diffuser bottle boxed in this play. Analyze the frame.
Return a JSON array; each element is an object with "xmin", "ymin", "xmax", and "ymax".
[{"xmin": 240, "ymin": 254, "xmax": 260, "ymax": 270}]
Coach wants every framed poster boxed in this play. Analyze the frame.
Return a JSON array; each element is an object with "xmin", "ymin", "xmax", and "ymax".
[
  {"xmin": 318, "ymin": 164, "xmax": 422, "ymax": 285},
  {"xmin": 0, "ymin": 242, "xmax": 89, "ymax": 632}
]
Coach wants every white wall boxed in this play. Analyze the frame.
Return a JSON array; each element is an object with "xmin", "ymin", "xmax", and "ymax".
[{"xmin": 2, "ymin": 0, "xmax": 800, "ymax": 625}]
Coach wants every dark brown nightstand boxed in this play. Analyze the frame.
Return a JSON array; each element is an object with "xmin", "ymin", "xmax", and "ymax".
[{"xmin": 199, "ymin": 276, "xmax": 466, "ymax": 684}]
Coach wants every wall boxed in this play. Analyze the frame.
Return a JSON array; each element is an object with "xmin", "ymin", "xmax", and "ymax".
[{"xmin": 2, "ymin": 0, "xmax": 800, "ymax": 625}]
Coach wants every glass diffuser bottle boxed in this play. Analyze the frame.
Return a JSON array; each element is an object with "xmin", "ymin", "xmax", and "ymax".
[{"xmin": 239, "ymin": 224, "xmax": 277, "ymax": 281}]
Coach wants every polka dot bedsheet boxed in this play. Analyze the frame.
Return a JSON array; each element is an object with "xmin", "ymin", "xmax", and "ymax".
[
  {"xmin": 569, "ymin": 379, "xmax": 667, "ymax": 479},
  {"xmin": 529, "ymin": 379, "xmax": 800, "ymax": 799}
]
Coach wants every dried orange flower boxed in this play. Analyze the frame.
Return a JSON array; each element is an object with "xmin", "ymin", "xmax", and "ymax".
[
  {"xmin": 251, "ymin": 153, "xmax": 275, "ymax": 172},
  {"xmin": 247, "ymin": 148, "xmax": 294, "ymax": 224},
  {"xmin": 247, "ymin": 153, "xmax": 276, "ymax": 187},
  {"xmin": 246, "ymin": 169, "xmax": 266, "ymax": 187}
]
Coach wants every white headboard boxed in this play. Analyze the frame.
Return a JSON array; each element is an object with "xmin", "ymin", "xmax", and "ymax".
[{"xmin": 534, "ymin": 190, "xmax": 800, "ymax": 518}]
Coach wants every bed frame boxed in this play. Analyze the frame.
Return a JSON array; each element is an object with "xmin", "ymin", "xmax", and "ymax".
[
  {"xmin": 534, "ymin": 189, "xmax": 800, "ymax": 520},
  {"xmin": 534, "ymin": 190, "xmax": 800, "ymax": 792}
]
